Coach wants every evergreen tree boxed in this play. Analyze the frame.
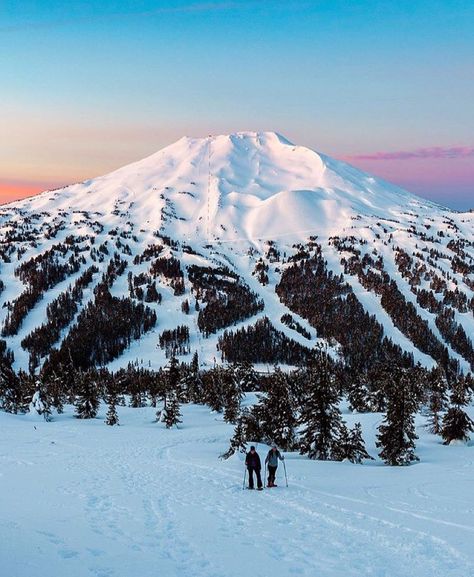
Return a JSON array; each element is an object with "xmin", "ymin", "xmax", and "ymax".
[
  {"xmin": 181, "ymin": 352, "xmax": 204, "ymax": 404},
  {"xmin": 74, "ymin": 371, "xmax": 100, "ymax": 419},
  {"xmin": 376, "ymin": 367, "xmax": 420, "ymax": 466},
  {"xmin": 426, "ymin": 365, "xmax": 448, "ymax": 434},
  {"xmin": 29, "ymin": 380, "xmax": 52, "ymax": 421},
  {"xmin": 220, "ymin": 415, "xmax": 247, "ymax": 459},
  {"xmin": 105, "ymin": 392, "xmax": 119, "ymax": 426},
  {"xmin": 257, "ymin": 367, "xmax": 297, "ymax": 450},
  {"xmin": 332, "ymin": 422, "xmax": 373, "ymax": 463},
  {"xmin": 0, "ymin": 360, "xmax": 23, "ymax": 414},
  {"xmin": 223, "ymin": 366, "xmax": 243, "ymax": 424},
  {"xmin": 440, "ymin": 375, "xmax": 474, "ymax": 444},
  {"xmin": 298, "ymin": 351, "xmax": 344, "ymax": 460},
  {"xmin": 221, "ymin": 407, "xmax": 263, "ymax": 459},
  {"xmin": 347, "ymin": 373, "xmax": 372, "ymax": 413},
  {"xmin": 162, "ymin": 390, "xmax": 182, "ymax": 428}
]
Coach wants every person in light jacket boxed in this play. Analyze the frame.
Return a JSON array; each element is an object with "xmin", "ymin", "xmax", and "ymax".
[{"xmin": 265, "ymin": 443, "xmax": 284, "ymax": 487}]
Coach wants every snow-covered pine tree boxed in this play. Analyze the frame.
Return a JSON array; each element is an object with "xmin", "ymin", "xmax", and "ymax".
[
  {"xmin": 105, "ymin": 392, "xmax": 119, "ymax": 426},
  {"xmin": 233, "ymin": 361, "xmax": 258, "ymax": 392},
  {"xmin": 332, "ymin": 422, "xmax": 373, "ymax": 463},
  {"xmin": 74, "ymin": 371, "xmax": 100, "ymax": 419},
  {"xmin": 376, "ymin": 367, "xmax": 420, "ymax": 466},
  {"xmin": 29, "ymin": 380, "xmax": 52, "ymax": 421},
  {"xmin": 298, "ymin": 350, "xmax": 344, "ymax": 460},
  {"xmin": 426, "ymin": 365, "xmax": 448, "ymax": 434},
  {"xmin": 440, "ymin": 375, "xmax": 474, "ymax": 444},
  {"xmin": 256, "ymin": 366, "xmax": 297, "ymax": 450},
  {"xmin": 162, "ymin": 390, "xmax": 182, "ymax": 428}
]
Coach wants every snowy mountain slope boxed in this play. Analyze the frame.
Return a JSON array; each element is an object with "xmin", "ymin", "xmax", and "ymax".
[
  {"xmin": 0, "ymin": 132, "xmax": 473, "ymax": 374},
  {"xmin": 2, "ymin": 401, "xmax": 474, "ymax": 577}
]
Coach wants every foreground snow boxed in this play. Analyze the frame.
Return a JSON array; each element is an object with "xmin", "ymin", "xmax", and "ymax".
[{"xmin": 1, "ymin": 403, "xmax": 474, "ymax": 577}]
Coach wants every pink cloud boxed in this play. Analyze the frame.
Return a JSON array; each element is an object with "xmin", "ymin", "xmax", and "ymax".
[{"xmin": 347, "ymin": 146, "xmax": 474, "ymax": 161}]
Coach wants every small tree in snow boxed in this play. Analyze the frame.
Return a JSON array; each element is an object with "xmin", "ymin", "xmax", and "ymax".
[
  {"xmin": 74, "ymin": 372, "xmax": 100, "ymax": 419},
  {"xmin": 162, "ymin": 390, "xmax": 182, "ymax": 429},
  {"xmin": 105, "ymin": 392, "xmax": 119, "ymax": 426},
  {"xmin": 441, "ymin": 375, "xmax": 474, "ymax": 444},
  {"xmin": 29, "ymin": 381, "xmax": 52, "ymax": 422},
  {"xmin": 376, "ymin": 367, "xmax": 420, "ymax": 466},
  {"xmin": 426, "ymin": 365, "xmax": 448, "ymax": 435},
  {"xmin": 332, "ymin": 422, "xmax": 373, "ymax": 464}
]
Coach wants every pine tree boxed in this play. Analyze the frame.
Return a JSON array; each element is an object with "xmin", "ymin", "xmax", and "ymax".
[
  {"xmin": 0, "ymin": 360, "xmax": 23, "ymax": 414},
  {"xmin": 347, "ymin": 373, "xmax": 371, "ymax": 413},
  {"xmin": 441, "ymin": 375, "xmax": 474, "ymax": 444},
  {"xmin": 29, "ymin": 380, "xmax": 52, "ymax": 422},
  {"xmin": 105, "ymin": 392, "xmax": 119, "ymax": 426},
  {"xmin": 74, "ymin": 372, "xmax": 100, "ymax": 419},
  {"xmin": 223, "ymin": 366, "xmax": 243, "ymax": 424},
  {"xmin": 426, "ymin": 365, "xmax": 448, "ymax": 434},
  {"xmin": 332, "ymin": 422, "xmax": 373, "ymax": 463},
  {"xmin": 298, "ymin": 351, "xmax": 344, "ymax": 460},
  {"xmin": 220, "ymin": 415, "xmax": 247, "ymax": 459},
  {"xmin": 257, "ymin": 367, "xmax": 297, "ymax": 450},
  {"xmin": 376, "ymin": 367, "xmax": 420, "ymax": 466},
  {"xmin": 181, "ymin": 352, "xmax": 204, "ymax": 404},
  {"xmin": 162, "ymin": 390, "xmax": 182, "ymax": 428}
]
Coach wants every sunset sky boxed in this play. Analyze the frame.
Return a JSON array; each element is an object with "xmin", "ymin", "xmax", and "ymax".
[{"xmin": 1, "ymin": 0, "xmax": 473, "ymax": 209}]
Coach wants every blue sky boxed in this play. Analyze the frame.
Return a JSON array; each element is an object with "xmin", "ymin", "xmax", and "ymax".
[{"xmin": 1, "ymin": 0, "xmax": 473, "ymax": 208}]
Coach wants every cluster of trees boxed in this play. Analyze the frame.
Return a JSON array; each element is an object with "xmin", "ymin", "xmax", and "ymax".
[
  {"xmin": 1, "ymin": 339, "xmax": 474, "ymax": 465},
  {"xmin": 159, "ymin": 325, "xmax": 190, "ymax": 358},
  {"xmin": 2, "ymin": 245, "xmax": 84, "ymax": 336},
  {"xmin": 21, "ymin": 265, "xmax": 99, "ymax": 368},
  {"xmin": 187, "ymin": 265, "xmax": 264, "ymax": 336},
  {"xmin": 128, "ymin": 272, "xmax": 162, "ymax": 303},
  {"xmin": 218, "ymin": 317, "xmax": 311, "ymax": 364},
  {"xmin": 44, "ymin": 282, "xmax": 157, "ymax": 370},
  {"xmin": 280, "ymin": 313, "xmax": 311, "ymax": 340},
  {"xmin": 150, "ymin": 256, "xmax": 185, "ymax": 296},
  {"xmin": 224, "ymin": 350, "xmax": 474, "ymax": 465},
  {"xmin": 276, "ymin": 245, "xmax": 413, "ymax": 375},
  {"xmin": 342, "ymin": 244, "xmax": 474, "ymax": 373}
]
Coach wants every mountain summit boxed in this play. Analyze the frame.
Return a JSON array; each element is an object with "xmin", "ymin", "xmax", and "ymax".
[
  {"xmin": 23, "ymin": 131, "xmax": 442, "ymax": 244},
  {"xmin": 1, "ymin": 132, "xmax": 473, "ymax": 376}
]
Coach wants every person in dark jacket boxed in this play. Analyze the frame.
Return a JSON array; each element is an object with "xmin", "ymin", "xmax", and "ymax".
[
  {"xmin": 245, "ymin": 446, "xmax": 263, "ymax": 490},
  {"xmin": 265, "ymin": 443, "xmax": 284, "ymax": 487}
]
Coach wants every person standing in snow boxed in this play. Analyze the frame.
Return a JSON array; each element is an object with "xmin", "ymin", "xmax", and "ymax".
[
  {"xmin": 265, "ymin": 443, "xmax": 284, "ymax": 487},
  {"xmin": 245, "ymin": 446, "xmax": 263, "ymax": 490}
]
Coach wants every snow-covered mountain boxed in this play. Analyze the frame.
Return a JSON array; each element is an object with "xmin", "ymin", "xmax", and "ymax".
[{"xmin": 1, "ymin": 131, "xmax": 473, "ymax": 374}]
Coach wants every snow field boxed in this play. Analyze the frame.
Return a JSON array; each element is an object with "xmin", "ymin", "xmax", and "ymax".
[{"xmin": 1, "ymin": 402, "xmax": 474, "ymax": 577}]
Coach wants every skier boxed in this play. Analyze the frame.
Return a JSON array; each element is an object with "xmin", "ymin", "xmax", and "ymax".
[
  {"xmin": 245, "ymin": 446, "xmax": 263, "ymax": 490},
  {"xmin": 265, "ymin": 443, "xmax": 284, "ymax": 487}
]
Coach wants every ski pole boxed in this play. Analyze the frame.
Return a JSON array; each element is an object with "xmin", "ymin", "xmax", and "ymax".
[
  {"xmin": 283, "ymin": 459, "xmax": 288, "ymax": 487},
  {"xmin": 264, "ymin": 462, "xmax": 267, "ymax": 488},
  {"xmin": 242, "ymin": 466, "xmax": 247, "ymax": 490}
]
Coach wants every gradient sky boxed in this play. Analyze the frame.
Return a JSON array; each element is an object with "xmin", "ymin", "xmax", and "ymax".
[{"xmin": 1, "ymin": 0, "xmax": 473, "ymax": 209}]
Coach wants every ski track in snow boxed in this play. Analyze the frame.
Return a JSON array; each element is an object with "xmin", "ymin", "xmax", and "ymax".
[{"xmin": 2, "ymin": 405, "xmax": 474, "ymax": 577}]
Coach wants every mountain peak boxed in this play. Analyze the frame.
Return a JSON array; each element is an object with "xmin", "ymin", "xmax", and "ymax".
[{"xmin": 14, "ymin": 131, "xmax": 446, "ymax": 244}]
